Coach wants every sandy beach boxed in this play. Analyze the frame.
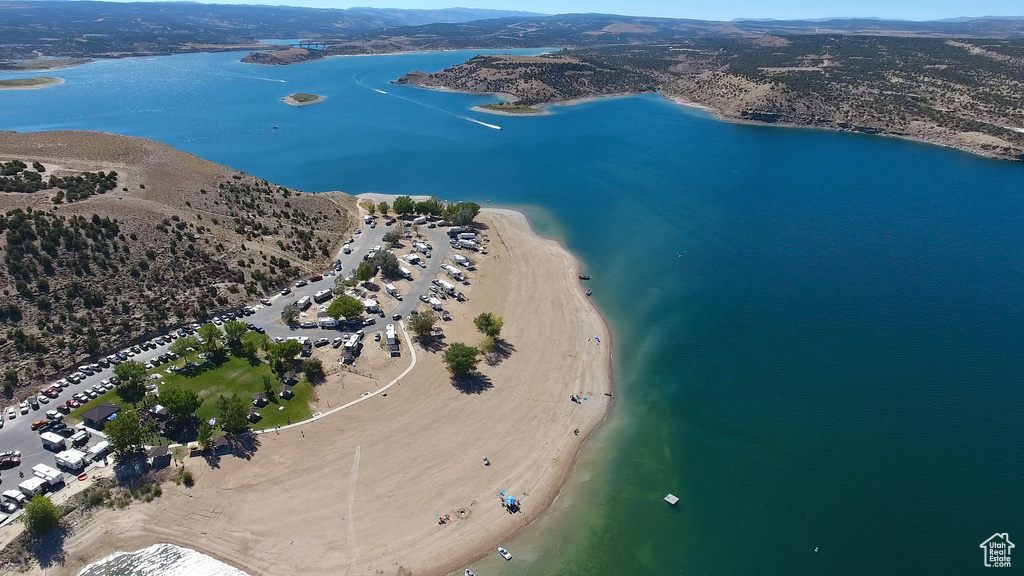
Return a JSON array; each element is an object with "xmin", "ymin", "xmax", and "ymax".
[{"xmin": 13, "ymin": 207, "xmax": 613, "ymax": 576}]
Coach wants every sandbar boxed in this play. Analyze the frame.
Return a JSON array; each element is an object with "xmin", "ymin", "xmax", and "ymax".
[
  {"xmin": 11, "ymin": 207, "xmax": 613, "ymax": 576},
  {"xmin": 0, "ymin": 77, "xmax": 64, "ymax": 90},
  {"xmin": 282, "ymin": 93, "xmax": 326, "ymax": 106}
]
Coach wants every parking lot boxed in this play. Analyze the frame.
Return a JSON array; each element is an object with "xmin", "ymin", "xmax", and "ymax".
[{"xmin": 0, "ymin": 212, "xmax": 479, "ymax": 521}]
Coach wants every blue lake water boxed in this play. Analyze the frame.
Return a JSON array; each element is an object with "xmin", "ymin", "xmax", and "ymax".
[{"xmin": 3, "ymin": 50, "xmax": 1023, "ymax": 576}]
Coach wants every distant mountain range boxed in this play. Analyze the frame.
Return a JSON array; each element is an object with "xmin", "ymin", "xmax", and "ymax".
[{"xmin": 1, "ymin": 2, "xmax": 1022, "ymax": 64}]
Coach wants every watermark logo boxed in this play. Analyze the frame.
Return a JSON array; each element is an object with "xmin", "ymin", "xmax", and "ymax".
[{"xmin": 980, "ymin": 533, "xmax": 1014, "ymax": 568}]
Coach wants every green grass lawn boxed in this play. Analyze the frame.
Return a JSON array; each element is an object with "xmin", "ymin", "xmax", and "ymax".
[{"xmin": 68, "ymin": 336, "xmax": 314, "ymax": 439}]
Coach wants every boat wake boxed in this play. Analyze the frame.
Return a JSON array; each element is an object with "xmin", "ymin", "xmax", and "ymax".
[{"xmin": 353, "ymin": 75, "xmax": 500, "ymax": 130}]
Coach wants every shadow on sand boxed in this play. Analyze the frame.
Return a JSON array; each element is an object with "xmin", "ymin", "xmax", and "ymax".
[
  {"xmin": 452, "ymin": 372, "xmax": 493, "ymax": 394},
  {"xmin": 484, "ymin": 338, "xmax": 515, "ymax": 367}
]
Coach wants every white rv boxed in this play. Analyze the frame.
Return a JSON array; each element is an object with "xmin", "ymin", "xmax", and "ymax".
[
  {"xmin": 458, "ymin": 232, "xmax": 477, "ymax": 240},
  {"xmin": 296, "ymin": 296, "xmax": 312, "ymax": 310},
  {"xmin": 32, "ymin": 464, "xmax": 64, "ymax": 486},
  {"xmin": 453, "ymin": 254, "xmax": 470, "ymax": 267},
  {"xmin": 363, "ymin": 299, "xmax": 380, "ymax": 313},
  {"xmin": 458, "ymin": 239, "xmax": 478, "ymax": 250},
  {"xmin": 428, "ymin": 297, "xmax": 443, "ymax": 311},
  {"xmin": 313, "ymin": 289, "xmax": 333, "ymax": 303},
  {"xmin": 437, "ymin": 279, "xmax": 457, "ymax": 296},
  {"xmin": 413, "ymin": 216, "xmax": 428, "ymax": 224},
  {"xmin": 385, "ymin": 283, "xmax": 402, "ymax": 300},
  {"xmin": 18, "ymin": 477, "xmax": 47, "ymax": 497},
  {"xmin": 441, "ymin": 264, "xmax": 464, "ymax": 281},
  {"xmin": 318, "ymin": 316, "xmax": 338, "ymax": 329},
  {"xmin": 399, "ymin": 266, "xmax": 413, "ymax": 279},
  {"xmin": 55, "ymin": 449, "xmax": 88, "ymax": 471}
]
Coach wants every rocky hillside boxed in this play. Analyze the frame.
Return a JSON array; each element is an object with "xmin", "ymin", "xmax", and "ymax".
[
  {"xmin": 395, "ymin": 37, "xmax": 1024, "ymax": 161},
  {"xmin": 0, "ymin": 131, "xmax": 357, "ymax": 394}
]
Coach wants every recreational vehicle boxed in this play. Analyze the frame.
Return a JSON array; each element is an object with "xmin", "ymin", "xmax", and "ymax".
[
  {"xmin": 453, "ymin": 254, "xmax": 471, "ymax": 267},
  {"xmin": 296, "ymin": 296, "xmax": 312, "ymax": 310},
  {"xmin": 441, "ymin": 264, "xmax": 464, "ymax": 281},
  {"xmin": 313, "ymin": 289, "xmax": 333, "ymax": 303},
  {"xmin": 428, "ymin": 297, "xmax": 443, "ymax": 311},
  {"xmin": 458, "ymin": 239, "xmax": 478, "ymax": 251},
  {"xmin": 437, "ymin": 279, "xmax": 458, "ymax": 296},
  {"xmin": 399, "ymin": 266, "xmax": 413, "ymax": 280},
  {"xmin": 343, "ymin": 243, "xmax": 351, "ymax": 254}
]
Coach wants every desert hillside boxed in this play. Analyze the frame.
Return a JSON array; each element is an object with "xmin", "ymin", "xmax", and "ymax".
[{"xmin": 0, "ymin": 130, "xmax": 357, "ymax": 394}]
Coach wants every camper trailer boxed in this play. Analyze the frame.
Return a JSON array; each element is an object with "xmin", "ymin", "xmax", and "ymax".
[
  {"xmin": 404, "ymin": 253, "xmax": 421, "ymax": 265},
  {"xmin": 40, "ymin": 431, "xmax": 66, "ymax": 452},
  {"xmin": 32, "ymin": 464, "xmax": 64, "ymax": 486},
  {"xmin": 428, "ymin": 297, "xmax": 443, "ymax": 311},
  {"xmin": 313, "ymin": 289, "xmax": 333, "ymax": 303},
  {"xmin": 318, "ymin": 316, "xmax": 338, "ymax": 329},
  {"xmin": 441, "ymin": 264, "xmax": 464, "ymax": 281},
  {"xmin": 458, "ymin": 239, "xmax": 478, "ymax": 251},
  {"xmin": 437, "ymin": 279, "xmax": 458, "ymax": 296},
  {"xmin": 342, "ymin": 334, "xmax": 361, "ymax": 363},
  {"xmin": 18, "ymin": 477, "xmax": 47, "ymax": 497},
  {"xmin": 385, "ymin": 283, "xmax": 401, "ymax": 300},
  {"xmin": 296, "ymin": 296, "xmax": 312, "ymax": 310},
  {"xmin": 416, "ymin": 242, "xmax": 430, "ymax": 254},
  {"xmin": 88, "ymin": 441, "xmax": 110, "ymax": 461},
  {"xmin": 453, "ymin": 254, "xmax": 471, "ymax": 267},
  {"xmin": 363, "ymin": 299, "xmax": 380, "ymax": 313},
  {"xmin": 458, "ymin": 232, "xmax": 476, "ymax": 240},
  {"xmin": 413, "ymin": 216, "xmax": 428, "ymax": 225},
  {"xmin": 399, "ymin": 267, "xmax": 413, "ymax": 280},
  {"xmin": 55, "ymin": 449, "xmax": 88, "ymax": 471}
]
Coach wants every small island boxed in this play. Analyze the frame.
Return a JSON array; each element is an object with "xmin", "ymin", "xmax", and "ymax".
[
  {"xmin": 474, "ymin": 102, "xmax": 548, "ymax": 116},
  {"xmin": 282, "ymin": 92, "xmax": 326, "ymax": 107},
  {"xmin": 0, "ymin": 77, "xmax": 64, "ymax": 90}
]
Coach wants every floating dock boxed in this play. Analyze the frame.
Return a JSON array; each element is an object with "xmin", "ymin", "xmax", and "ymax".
[{"xmin": 664, "ymin": 494, "xmax": 679, "ymax": 505}]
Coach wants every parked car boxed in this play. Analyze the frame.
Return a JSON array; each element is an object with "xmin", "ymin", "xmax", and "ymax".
[
  {"xmin": 57, "ymin": 404, "xmax": 71, "ymax": 414},
  {"xmin": 30, "ymin": 420, "xmax": 48, "ymax": 431},
  {"xmin": 38, "ymin": 396, "xmax": 49, "ymax": 405},
  {"xmin": 6, "ymin": 408, "xmax": 15, "ymax": 419},
  {"xmin": 300, "ymin": 321, "xmax": 316, "ymax": 329},
  {"xmin": 363, "ymin": 318, "xmax": 376, "ymax": 326},
  {"xmin": 0, "ymin": 455, "xmax": 20, "ymax": 469},
  {"xmin": 374, "ymin": 332, "xmax": 381, "ymax": 342},
  {"xmin": 19, "ymin": 402, "xmax": 29, "ymax": 414},
  {"xmin": 260, "ymin": 297, "xmax": 272, "ymax": 306},
  {"xmin": 281, "ymin": 287, "xmax": 291, "ymax": 295},
  {"xmin": 314, "ymin": 338, "xmax": 329, "ymax": 347},
  {"xmin": 295, "ymin": 280, "xmax": 308, "ymax": 287},
  {"xmin": 332, "ymin": 337, "xmax": 344, "ymax": 348}
]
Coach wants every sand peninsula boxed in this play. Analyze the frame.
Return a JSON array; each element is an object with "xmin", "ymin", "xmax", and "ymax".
[
  {"xmin": 10, "ymin": 192, "xmax": 612, "ymax": 575},
  {"xmin": 282, "ymin": 92, "xmax": 326, "ymax": 106},
  {"xmin": 0, "ymin": 77, "xmax": 64, "ymax": 90}
]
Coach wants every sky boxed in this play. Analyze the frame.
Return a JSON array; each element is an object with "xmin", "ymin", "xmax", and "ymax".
[{"xmin": 171, "ymin": 0, "xmax": 1023, "ymax": 20}]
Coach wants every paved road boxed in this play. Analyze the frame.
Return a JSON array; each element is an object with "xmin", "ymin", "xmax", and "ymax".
[{"xmin": 0, "ymin": 216, "xmax": 466, "ymax": 494}]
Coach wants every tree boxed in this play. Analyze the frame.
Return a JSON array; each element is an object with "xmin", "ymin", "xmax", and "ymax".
[
  {"xmin": 382, "ymin": 230, "xmax": 403, "ymax": 247},
  {"xmin": 355, "ymin": 261, "xmax": 376, "ymax": 283},
  {"xmin": 105, "ymin": 406, "xmax": 145, "ymax": 456},
  {"xmin": 22, "ymin": 495, "xmax": 61, "ymax": 535},
  {"xmin": 273, "ymin": 339, "xmax": 303, "ymax": 361},
  {"xmin": 281, "ymin": 303, "xmax": 300, "ymax": 326},
  {"xmin": 223, "ymin": 319, "xmax": 248, "ymax": 345},
  {"xmin": 197, "ymin": 323, "xmax": 222, "ymax": 352},
  {"xmin": 480, "ymin": 335, "xmax": 496, "ymax": 352},
  {"xmin": 216, "ymin": 395, "xmax": 250, "ymax": 435},
  {"xmin": 327, "ymin": 295, "xmax": 364, "ymax": 320},
  {"xmin": 113, "ymin": 360, "xmax": 147, "ymax": 404},
  {"xmin": 2, "ymin": 370, "xmax": 17, "ymax": 396},
  {"xmin": 412, "ymin": 224, "xmax": 420, "ymax": 238},
  {"xmin": 197, "ymin": 421, "xmax": 214, "ymax": 452},
  {"xmin": 158, "ymin": 387, "xmax": 201, "ymax": 419},
  {"xmin": 473, "ymin": 312, "xmax": 504, "ymax": 339},
  {"xmin": 169, "ymin": 335, "xmax": 198, "ymax": 363},
  {"xmin": 303, "ymin": 358, "xmax": 325, "ymax": 383},
  {"xmin": 446, "ymin": 201, "xmax": 481, "ymax": 226},
  {"xmin": 409, "ymin": 310, "xmax": 438, "ymax": 340},
  {"xmin": 378, "ymin": 201, "xmax": 389, "ymax": 215},
  {"xmin": 262, "ymin": 375, "xmax": 275, "ymax": 399},
  {"xmin": 443, "ymin": 343, "xmax": 480, "ymax": 377},
  {"xmin": 372, "ymin": 250, "xmax": 400, "ymax": 277},
  {"xmin": 392, "ymin": 195, "xmax": 415, "ymax": 215},
  {"xmin": 360, "ymin": 200, "xmax": 377, "ymax": 216}
]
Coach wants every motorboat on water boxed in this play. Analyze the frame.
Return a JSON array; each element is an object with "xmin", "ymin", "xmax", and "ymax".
[
  {"xmin": 465, "ymin": 570, "xmax": 477, "ymax": 576},
  {"xmin": 497, "ymin": 547, "xmax": 512, "ymax": 560}
]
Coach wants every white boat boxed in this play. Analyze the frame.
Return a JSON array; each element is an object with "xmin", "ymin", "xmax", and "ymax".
[
  {"xmin": 497, "ymin": 547, "xmax": 512, "ymax": 560},
  {"xmin": 465, "ymin": 570, "xmax": 477, "ymax": 576}
]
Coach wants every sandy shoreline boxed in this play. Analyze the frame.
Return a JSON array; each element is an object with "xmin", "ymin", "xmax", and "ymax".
[
  {"xmin": 0, "ymin": 77, "xmax": 65, "ymax": 91},
  {"xmin": 11, "ymin": 206, "xmax": 613, "ymax": 576},
  {"xmin": 282, "ymin": 94, "xmax": 326, "ymax": 106}
]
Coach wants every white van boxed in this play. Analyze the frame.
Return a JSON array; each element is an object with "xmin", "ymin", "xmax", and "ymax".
[{"xmin": 343, "ymin": 243, "xmax": 351, "ymax": 254}]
